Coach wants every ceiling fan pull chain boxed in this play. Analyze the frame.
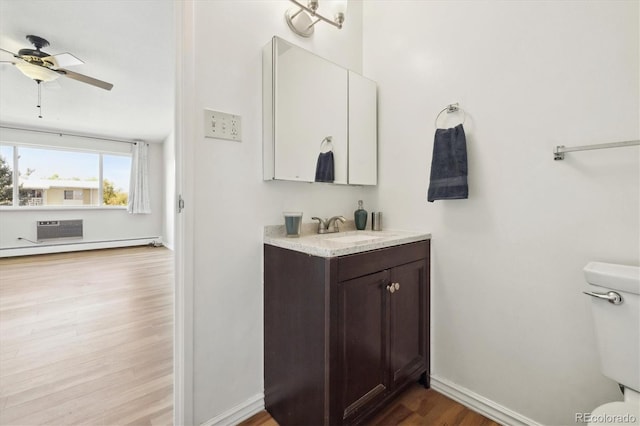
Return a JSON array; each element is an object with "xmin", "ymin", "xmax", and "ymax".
[{"xmin": 36, "ymin": 80, "xmax": 43, "ymax": 119}]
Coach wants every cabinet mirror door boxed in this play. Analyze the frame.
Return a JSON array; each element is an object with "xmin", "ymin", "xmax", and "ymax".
[
  {"xmin": 348, "ymin": 71, "xmax": 377, "ymax": 185},
  {"xmin": 273, "ymin": 37, "xmax": 348, "ymax": 183}
]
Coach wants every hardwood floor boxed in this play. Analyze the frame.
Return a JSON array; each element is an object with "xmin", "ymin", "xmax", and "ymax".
[
  {"xmin": 0, "ymin": 246, "xmax": 174, "ymax": 426},
  {"xmin": 240, "ymin": 384, "xmax": 501, "ymax": 426}
]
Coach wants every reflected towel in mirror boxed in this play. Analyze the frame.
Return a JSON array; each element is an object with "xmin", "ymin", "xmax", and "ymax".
[{"xmin": 315, "ymin": 151, "xmax": 335, "ymax": 183}]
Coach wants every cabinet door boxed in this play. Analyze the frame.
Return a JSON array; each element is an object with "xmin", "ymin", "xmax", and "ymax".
[
  {"xmin": 348, "ymin": 71, "xmax": 377, "ymax": 185},
  {"xmin": 337, "ymin": 269, "xmax": 389, "ymax": 422},
  {"xmin": 273, "ymin": 37, "xmax": 348, "ymax": 183},
  {"xmin": 389, "ymin": 259, "xmax": 429, "ymax": 389}
]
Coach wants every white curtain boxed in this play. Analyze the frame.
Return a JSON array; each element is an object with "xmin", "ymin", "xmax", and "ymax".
[{"xmin": 128, "ymin": 142, "xmax": 151, "ymax": 214}]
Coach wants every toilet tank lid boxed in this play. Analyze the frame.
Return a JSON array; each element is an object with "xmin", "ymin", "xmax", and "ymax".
[{"xmin": 584, "ymin": 262, "xmax": 640, "ymax": 295}]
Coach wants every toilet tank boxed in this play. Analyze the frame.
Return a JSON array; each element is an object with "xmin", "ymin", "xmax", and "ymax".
[{"xmin": 584, "ymin": 262, "xmax": 640, "ymax": 393}]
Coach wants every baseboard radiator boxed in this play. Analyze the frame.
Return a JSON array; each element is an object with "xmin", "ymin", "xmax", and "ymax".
[{"xmin": 37, "ymin": 219, "xmax": 83, "ymax": 241}]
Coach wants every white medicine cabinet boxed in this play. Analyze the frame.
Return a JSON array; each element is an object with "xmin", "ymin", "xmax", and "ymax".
[{"xmin": 262, "ymin": 36, "xmax": 377, "ymax": 185}]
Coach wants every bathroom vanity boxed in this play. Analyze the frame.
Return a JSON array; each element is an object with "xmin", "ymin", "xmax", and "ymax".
[{"xmin": 264, "ymin": 229, "xmax": 431, "ymax": 425}]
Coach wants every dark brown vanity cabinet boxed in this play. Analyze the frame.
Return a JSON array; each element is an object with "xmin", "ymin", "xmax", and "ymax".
[{"xmin": 264, "ymin": 240, "xmax": 430, "ymax": 426}]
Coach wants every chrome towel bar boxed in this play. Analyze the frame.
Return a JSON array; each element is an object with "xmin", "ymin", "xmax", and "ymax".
[{"xmin": 554, "ymin": 139, "xmax": 640, "ymax": 160}]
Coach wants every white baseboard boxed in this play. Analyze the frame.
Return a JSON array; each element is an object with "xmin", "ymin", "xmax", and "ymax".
[
  {"xmin": 0, "ymin": 237, "xmax": 163, "ymax": 257},
  {"xmin": 430, "ymin": 375, "xmax": 542, "ymax": 426},
  {"xmin": 198, "ymin": 378, "xmax": 539, "ymax": 426},
  {"xmin": 200, "ymin": 393, "xmax": 265, "ymax": 426}
]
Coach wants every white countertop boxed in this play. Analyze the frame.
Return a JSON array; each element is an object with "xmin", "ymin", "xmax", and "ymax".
[{"xmin": 264, "ymin": 222, "xmax": 431, "ymax": 258}]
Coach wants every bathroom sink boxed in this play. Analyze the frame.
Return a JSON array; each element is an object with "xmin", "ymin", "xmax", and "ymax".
[{"xmin": 326, "ymin": 234, "xmax": 385, "ymax": 244}]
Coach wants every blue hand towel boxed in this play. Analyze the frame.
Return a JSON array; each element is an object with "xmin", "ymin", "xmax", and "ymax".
[
  {"xmin": 427, "ymin": 124, "xmax": 468, "ymax": 202},
  {"xmin": 315, "ymin": 151, "xmax": 335, "ymax": 183}
]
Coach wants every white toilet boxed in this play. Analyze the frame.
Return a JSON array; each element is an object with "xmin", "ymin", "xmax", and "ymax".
[{"xmin": 584, "ymin": 262, "xmax": 640, "ymax": 426}]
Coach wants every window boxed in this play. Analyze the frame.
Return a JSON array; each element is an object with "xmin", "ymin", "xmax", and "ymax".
[
  {"xmin": 18, "ymin": 146, "xmax": 99, "ymax": 207},
  {"xmin": 0, "ymin": 144, "xmax": 13, "ymax": 206},
  {"xmin": 0, "ymin": 144, "xmax": 131, "ymax": 208},
  {"xmin": 103, "ymin": 154, "xmax": 132, "ymax": 206},
  {"xmin": 64, "ymin": 190, "xmax": 83, "ymax": 200}
]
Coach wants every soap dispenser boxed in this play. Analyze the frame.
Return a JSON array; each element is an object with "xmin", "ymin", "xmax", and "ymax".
[{"xmin": 354, "ymin": 200, "xmax": 368, "ymax": 230}]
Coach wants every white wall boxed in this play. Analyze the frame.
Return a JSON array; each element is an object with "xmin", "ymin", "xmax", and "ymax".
[
  {"xmin": 189, "ymin": 1, "xmax": 377, "ymax": 423},
  {"xmin": 363, "ymin": 1, "xmax": 639, "ymax": 425},
  {"xmin": 0, "ymin": 128, "xmax": 165, "ymax": 256}
]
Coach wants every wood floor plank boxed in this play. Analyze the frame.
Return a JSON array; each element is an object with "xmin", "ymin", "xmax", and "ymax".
[
  {"xmin": 0, "ymin": 246, "xmax": 174, "ymax": 425},
  {"xmin": 150, "ymin": 406, "xmax": 174, "ymax": 426}
]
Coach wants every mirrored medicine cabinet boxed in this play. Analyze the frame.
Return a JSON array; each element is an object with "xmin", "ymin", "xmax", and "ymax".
[{"xmin": 262, "ymin": 36, "xmax": 377, "ymax": 185}]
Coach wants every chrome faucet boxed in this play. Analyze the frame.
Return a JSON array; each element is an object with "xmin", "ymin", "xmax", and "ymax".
[{"xmin": 311, "ymin": 215, "xmax": 346, "ymax": 234}]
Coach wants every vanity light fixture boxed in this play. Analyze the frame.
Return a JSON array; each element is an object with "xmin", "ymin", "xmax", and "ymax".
[{"xmin": 285, "ymin": 0, "xmax": 347, "ymax": 38}]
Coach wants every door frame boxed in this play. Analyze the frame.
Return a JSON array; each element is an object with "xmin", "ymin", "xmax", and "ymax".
[{"xmin": 174, "ymin": 1, "xmax": 195, "ymax": 424}]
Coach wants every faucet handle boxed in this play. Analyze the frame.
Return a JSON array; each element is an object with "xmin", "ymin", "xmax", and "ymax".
[
  {"xmin": 327, "ymin": 215, "xmax": 347, "ymax": 232},
  {"xmin": 311, "ymin": 216, "xmax": 325, "ymax": 225},
  {"xmin": 311, "ymin": 217, "xmax": 328, "ymax": 233}
]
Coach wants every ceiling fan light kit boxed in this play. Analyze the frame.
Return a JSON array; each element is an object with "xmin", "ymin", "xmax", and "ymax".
[
  {"xmin": 1, "ymin": 34, "xmax": 114, "ymax": 118},
  {"xmin": 15, "ymin": 61, "xmax": 60, "ymax": 82}
]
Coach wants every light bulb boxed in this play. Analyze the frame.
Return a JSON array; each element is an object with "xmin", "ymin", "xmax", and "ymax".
[
  {"xmin": 333, "ymin": 0, "xmax": 347, "ymax": 26},
  {"xmin": 333, "ymin": 0, "xmax": 347, "ymax": 15}
]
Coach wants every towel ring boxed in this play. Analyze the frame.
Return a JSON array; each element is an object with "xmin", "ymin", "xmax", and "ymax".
[
  {"xmin": 319, "ymin": 136, "xmax": 334, "ymax": 152},
  {"xmin": 435, "ymin": 103, "xmax": 466, "ymax": 128}
]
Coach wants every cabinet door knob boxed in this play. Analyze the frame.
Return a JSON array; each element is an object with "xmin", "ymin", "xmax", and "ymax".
[
  {"xmin": 386, "ymin": 284, "xmax": 395, "ymax": 294},
  {"xmin": 394, "ymin": 282, "xmax": 400, "ymax": 291}
]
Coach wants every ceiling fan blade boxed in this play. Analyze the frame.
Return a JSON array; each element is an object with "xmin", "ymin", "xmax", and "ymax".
[
  {"xmin": 55, "ymin": 68, "xmax": 113, "ymax": 91},
  {"xmin": 0, "ymin": 47, "xmax": 19, "ymax": 58},
  {"xmin": 43, "ymin": 52, "xmax": 84, "ymax": 69}
]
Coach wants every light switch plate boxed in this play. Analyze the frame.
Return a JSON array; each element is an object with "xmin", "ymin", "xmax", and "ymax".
[{"xmin": 204, "ymin": 109, "xmax": 242, "ymax": 142}]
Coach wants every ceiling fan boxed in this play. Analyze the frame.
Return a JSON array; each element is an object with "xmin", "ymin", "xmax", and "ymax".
[
  {"xmin": 1, "ymin": 35, "xmax": 113, "ymax": 90},
  {"xmin": 1, "ymin": 35, "xmax": 113, "ymax": 117}
]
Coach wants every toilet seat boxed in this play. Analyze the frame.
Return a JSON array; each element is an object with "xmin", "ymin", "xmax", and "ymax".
[{"xmin": 588, "ymin": 401, "xmax": 640, "ymax": 426}]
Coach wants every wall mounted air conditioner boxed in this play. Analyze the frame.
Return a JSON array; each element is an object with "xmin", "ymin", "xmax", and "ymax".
[{"xmin": 36, "ymin": 220, "xmax": 84, "ymax": 241}]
